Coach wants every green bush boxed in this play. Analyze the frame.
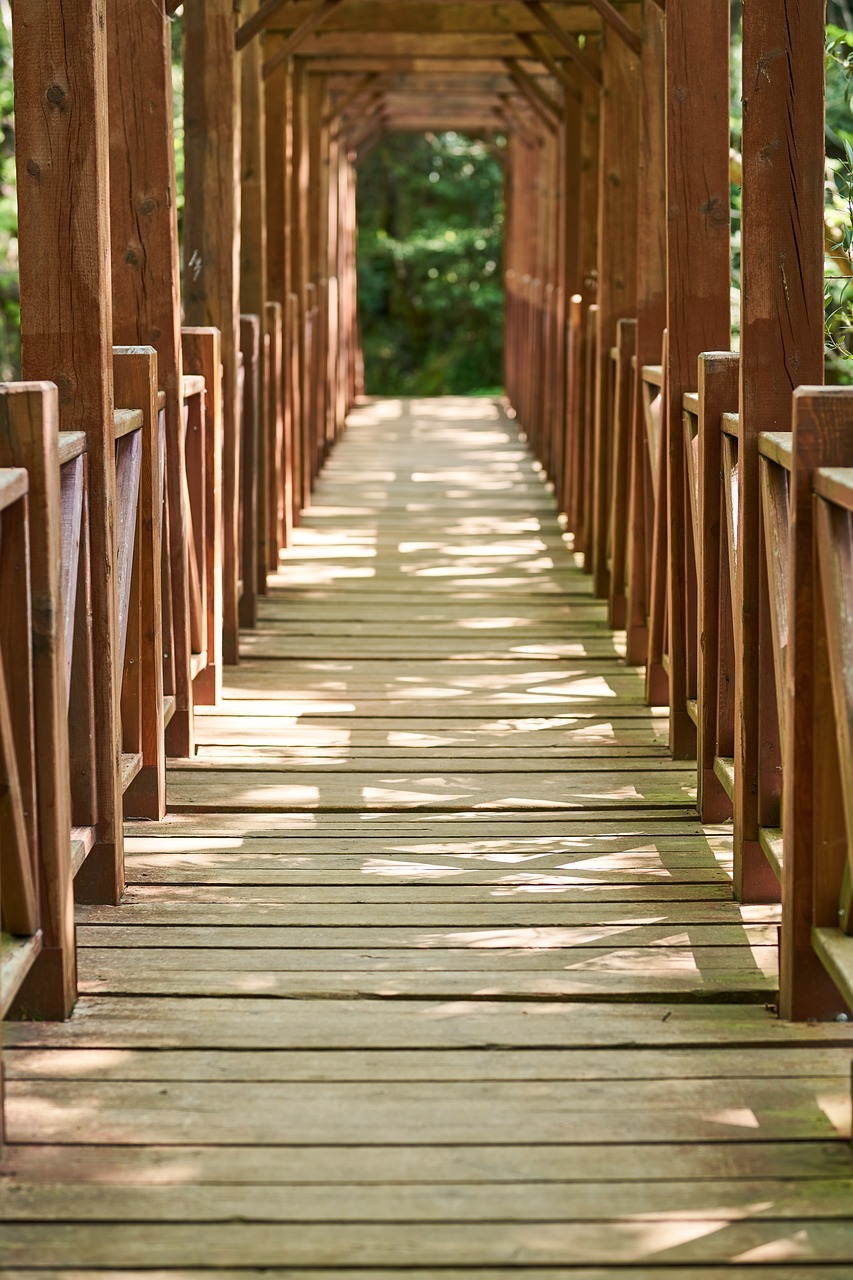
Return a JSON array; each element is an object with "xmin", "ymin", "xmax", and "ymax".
[{"xmin": 356, "ymin": 131, "xmax": 505, "ymax": 396}]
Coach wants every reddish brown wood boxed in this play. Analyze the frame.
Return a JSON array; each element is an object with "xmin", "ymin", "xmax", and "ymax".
[
  {"xmin": 590, "ymin": 31, "xmax": 638, "ymax": 599},
  {"xmin": 696, "ymin": 353, "xmax": 738, "ymax": 824},
  {"xmin": 737, "ymin": 0, "xmax": 826, "ymax": 903},
  {"xmin": 183, "ymin": 0, "xmax": 242, "ymax": 667},
  {"xmin": 182, "ymin": 329, "xmax": 223, "ymax": 707},
  {"xmin": 13, "ymin": 0, "xmax": 123, "ymax": 904},
  {"xmin": 782, "ymin": 389, "xmax": 853, "ymax": 1020}
]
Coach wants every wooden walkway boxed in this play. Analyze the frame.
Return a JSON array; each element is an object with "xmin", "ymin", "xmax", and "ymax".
[{"xmin": 2, "ymin": 397, "xmax": 853, "ymax": 1274}]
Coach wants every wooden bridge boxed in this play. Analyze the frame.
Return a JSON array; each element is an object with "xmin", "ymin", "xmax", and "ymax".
[{"xmin": 1, "ymin": 0, "xmax": 853, "ymax": 1272}]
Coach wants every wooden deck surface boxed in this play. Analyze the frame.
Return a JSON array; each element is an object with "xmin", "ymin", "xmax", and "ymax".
[{"xmin": 2, "ymin": 397, "xmax": 853, "ymax": 1275}]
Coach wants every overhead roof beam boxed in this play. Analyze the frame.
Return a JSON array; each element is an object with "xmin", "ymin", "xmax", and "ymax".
[
  {"xmin": 522, "ymin": 1, "xmax": 601, "ymax": 87},
  {"xmin": 261, "ymin": 0, "xmax": 347, "ymax": 76},
  {"xmin": 585, "ymin": 0, "xmax": 641, "ymax": 54},
  {"xmin": 504, "ymin": 58, "xmax": 561, "ymax": 124},
  {"xmin": 518, "ymin": 33, "xmax": 579, "ymax": 98}
]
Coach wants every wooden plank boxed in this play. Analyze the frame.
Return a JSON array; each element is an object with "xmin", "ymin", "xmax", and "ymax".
[
  {"xmin": 5, "ymin": 1218, "xmax": 853, "ymax": 1269},
  {"xmin": 9, "ymin": 1176, "xmax": 853, "ymax": 1223}
]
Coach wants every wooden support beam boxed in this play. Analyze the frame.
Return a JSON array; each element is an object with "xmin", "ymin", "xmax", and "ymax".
[
  {"xmin": 236, "ymin": 0, "xmax": 290, "ymax": 50},
  {"xmin": 505, "ymin": 59, "xmax": 561, "ymax": 125},
  {"xmin": 263, "ymin": 0, "xmax": 346, "ymax": 78},
  {"xmin": 626, "ymin": 0, "xmax": 665, "ymax": 668},
  {"xmin": 183, "ymin": 0, "xmax": 242, "ymax": 667},
  {"xmin": 586, "ymin": 0, "xmax": 641, "ymax": 56},
  {"xmin": 107, "ymin": 0, "xmax": 193, "ymax": 764},
  {"xmin": 732, "ymin": 0, "xmax": 828, "ymax": 974},
  {"xmin": 13, "ymin": 0, "xmax": 123, "ymax": 905},
  {"xmin": 522, "ymin": 1, "xmax": 601, "ymax": 87},
  {"xmin": 589, "ymin": 31, "xmax": 639, "ymax": 600},
  {"xmin": 241, "ymin": 0, "xmax": 270, "ymax": 601},
  {"xmin": 518, "ymin": 33, "xmax": 579, "ymax": 97},
  {"xmin": 325, "ymin": 72, "xmax": 379, "ymax": 124},
  {"xmin": 664, "ymin": 0, "xmax": 730, "ymax": 760}
]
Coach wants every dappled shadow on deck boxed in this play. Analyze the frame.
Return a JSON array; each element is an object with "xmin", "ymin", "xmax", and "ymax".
[{"xmin": 2, "ymin": 397, "xmax": 852, "ymax": 1273}]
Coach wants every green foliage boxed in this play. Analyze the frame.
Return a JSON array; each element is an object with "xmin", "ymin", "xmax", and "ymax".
[
  {"xmin": 356, "ymin": 131, "xmax": 505, "ymax": 396},
  {"xmin": 825, "ymin": 18, "xmax": 853, "ymax": 380},
  {"xmin": 0, "ymin": 4, "xmax": 19, "ymax": 380}
]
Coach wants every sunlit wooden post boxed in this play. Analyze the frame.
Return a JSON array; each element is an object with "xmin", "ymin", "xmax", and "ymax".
[
  {"xmin": 663, "ymin": 0, "xmax": 730, "ymax": 759},
  {"xmin": 107, "ymin": 0, "xmax": 191, "ymax": 771},
  {"xmin": 740, "ymin": 0, "xmax": 826, "ymax": 909},
  {"xmin": 241, "ymin": 0, "xmax": 269, "ymax": 601},
  {"xmin": 590, "ymin": 27, "xmax": 638, "ymax": 599},
  {"xmin": 625, "ymin": 0, "xmax": 665, "ymax": 667},
  {"xmin": 183, "ymin": 0, "xmax": 241, "ymax": 666},
  {"xmin": 12, "ymin": 0, "xmax": 124, "ymax": 903}
]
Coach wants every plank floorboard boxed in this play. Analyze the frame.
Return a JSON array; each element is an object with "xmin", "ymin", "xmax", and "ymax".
[{"xmin": 2, "ymin": 398, "xmax": 851, "ymax": 1272}]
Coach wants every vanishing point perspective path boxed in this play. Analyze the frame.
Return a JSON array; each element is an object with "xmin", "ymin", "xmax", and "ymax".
[{"xmin": 2, "ymin": 397, "xmax": 853, "ymax": 1273}]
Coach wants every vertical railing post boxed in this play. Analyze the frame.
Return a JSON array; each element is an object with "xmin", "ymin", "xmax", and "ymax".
[
  {"xmin": 113, "ymin": 348, "xmax": 165, "ymax": 820},
  {"xmin": 781, "ymin": 389, "xmax": 853, "ymax": 1019},
  {"xmin": 696, "ymin": 351, "xmax": 739, "ymax": 823},
  {"xmin": 0, "ymin": 383, "xmax": 75, "ymax": 1018}
]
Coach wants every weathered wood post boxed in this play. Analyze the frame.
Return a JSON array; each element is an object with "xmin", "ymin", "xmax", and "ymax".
[
  {"xmin": 739, "ymin": 0, "xmax": 826, "ymax": 907},
  {"xmin": 12, "ymin": 0, "xmax": 124, "ymax": 903},
  {"xmin": 0, "ymin": 383, "xmax": 75, "ymax": 1018},
  {"xmin": 663, "ymin": 0, "xmax": 731, "ymax": 759},
  {"xmin": 241, "ymin": 0, "xmax": 269, "ymax": 599},
  {"xmin": 107, "ymin": 0, "xmax": 194, "ymax": 766},
  {"xmin": 590, "ymin": 27, "xmax": 638, "ymax": 600},
  {"xmin": 183, "ymin": 0, "xmax": 242, "ymax": 666}
]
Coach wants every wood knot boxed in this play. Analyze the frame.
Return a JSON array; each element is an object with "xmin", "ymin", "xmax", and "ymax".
[
  {"xmin": 46, "ymin": 84, "xmax": 67, "ymax": 109},
  {"xmin": 139, "ymin": 197, "xmax": 157, "ymax": 216},
  {"xmin": 125, "ymin": 248, "xmax": 139, "ymax": 266},
  {"xmin": 25, "ymin": 159, "xmax": 40, "ymax": 178}
]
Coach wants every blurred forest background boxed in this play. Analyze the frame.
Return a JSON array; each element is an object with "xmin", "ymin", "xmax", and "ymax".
[{"xmin": 0, "ymin": 6, "xmax": 853, "ymax": 389}]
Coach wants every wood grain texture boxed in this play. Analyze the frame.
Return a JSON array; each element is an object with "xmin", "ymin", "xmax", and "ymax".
[{"xmin": 3, "ymin": 397, "xmax": 851, "ymax": 1268}]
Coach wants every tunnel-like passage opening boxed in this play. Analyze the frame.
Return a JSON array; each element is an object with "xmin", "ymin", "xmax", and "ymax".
[{"xmin": 355, "ymin": 130, "xmax": 505, "ymax": 397}]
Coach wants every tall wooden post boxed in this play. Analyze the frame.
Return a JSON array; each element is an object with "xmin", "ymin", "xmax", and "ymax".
[
  {"xmin": 265, "ymin": 41, "xmax": 296, "ymax": 546},
  {"xmin": 741, "ymin": 1, "xmax": 826, "ymax": 912},
  {"xmin": 183, "ymin": 0, "xmax": 241, "ymax": 665},
  {"xmin": 107, "ymin": 0, "xmax": 192, "ymax": 769},
  {"xmin": 12, "ymin": 0, "xmax": 124, "ymax": 903},
  {"xmin": 590, "ymin": 30, "xmax": 639, "ymax": 599},
  {"xmin": 664, "ymin": 0, "xmax": 731, "ymax": 759},
  {"xmin": 626, "ymin": 0, "xmax": 665, "ymax": 667},
  {"xmin": 241, "ymin": 0, "xmax": 269, "ymax": 600}
]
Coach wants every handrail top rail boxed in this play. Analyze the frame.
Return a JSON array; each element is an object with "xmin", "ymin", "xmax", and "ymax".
[
  {"xmin": 641, "ymin": 364, "xmax": 662, "ymax": 387},
  {"xmin": 182, "ymin": 374, "xmax": 206, "ymax": 400},
  {"xmin": 758, "ymin": 431, "xmax": 793, "ymax": 472},
  {"xmin": 682, "ymin": 390, "xmax": 699, "ymax": 415},
  {"xmin": 721, "ymin": 411, "xmax": 740, "ymax": 439},
  {"xmin": 0, "ymin": 466, "xmax": 29, "ymax": 513},
  {"xmin": 813, "ymin": 466, "xmax": 853, "ymax": 513},
  {"xmin": 114, "ymin": 408, "xmax": 143, "ymax": 441},
  {"xmin": 58, "ymin": 431, "xmax": 87, "ymax": 467}
]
